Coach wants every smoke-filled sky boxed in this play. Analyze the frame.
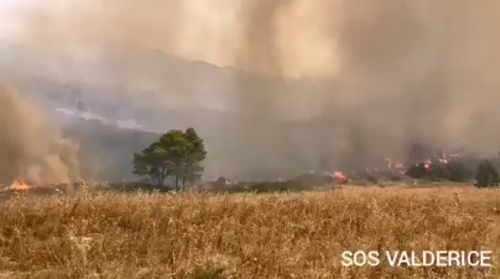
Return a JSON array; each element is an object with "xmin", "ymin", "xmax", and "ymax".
[
  {"xmin": 4, "ymin": 0, "xmax": 341, "ymax": 78},
  {"xmin": 2, "ymin": 0, "xmax": 500, "ymax": 180}
]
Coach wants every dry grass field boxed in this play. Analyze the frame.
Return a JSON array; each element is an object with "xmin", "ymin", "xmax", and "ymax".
[{"xmin": 1, "ymin": 185, "xmax": 500, "ymax": 279}]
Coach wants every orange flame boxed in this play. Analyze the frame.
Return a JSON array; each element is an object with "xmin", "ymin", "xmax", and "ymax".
[
  {"xmin": 7, "ymin": 180, "xmax": 31, "ymax": 191},
  {"xmin": 424, "ymin": 159, "xmax": 432, "ymax": 170},
  {"xmin": 334, "ymin": 171, "xmax": 348, "ymax": 183}
]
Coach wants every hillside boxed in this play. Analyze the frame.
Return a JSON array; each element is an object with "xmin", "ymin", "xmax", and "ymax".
[
  {"xmin": 1, "ymin": 44, "xmax": 493, "ymax": 183},
  {"xmin": 58, "ymin": 116, "xmax": 161, "ymax": 182},
  {"xmin": 3, "ymin": 45, "xmax": 328, "ymax": 126},
  {"xmin": 0, "ymin": 44, "xmax": 334, "ymax": 181}
]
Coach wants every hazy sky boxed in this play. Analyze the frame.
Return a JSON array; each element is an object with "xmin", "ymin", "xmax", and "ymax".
[
  {"xmin": 0, "ymin": 0, "xmax": 21, "ymax": 40},
  {"xmin": 0, "ymin": 0, "xmax": 43, "ymax": 40},
  {"xmin": 0, "ymin": 0, "xmax": 26, "ymax": 8},
  {"xmin": 1, "ymin": 0, "xmax": 342, "ymax": 79}
]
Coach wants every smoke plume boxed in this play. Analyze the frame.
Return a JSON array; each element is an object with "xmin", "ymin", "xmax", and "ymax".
[
  {"xmin": 0, "ymin": 87, "xmax": 80, "ymax": 186},
  {"xmin": 6, "ymin": 0, "xmax": 500, "ymax": 179}
]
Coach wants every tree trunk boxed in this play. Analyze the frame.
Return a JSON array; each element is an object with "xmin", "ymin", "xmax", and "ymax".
[
  {"xmin": 150, "ymin": 174, "xmax": 160, "ymax": 187},
  {"xmin": 175, "ymin": 176, "xmax": 179, "ymax": 191},
  {"xmin": 159, "ymin": 174, "xmax": 164, "ymax": 188},
  {"xmin": 160, "ymin": 168, "xmax": 167, "ymax": 189},
  {"xmin": 181, "ymin": 167, "xmax": 187, "ymax": 192},
  {"xmin": 181, "ymin": 155, "xmax": 189, "ymax": 192}
]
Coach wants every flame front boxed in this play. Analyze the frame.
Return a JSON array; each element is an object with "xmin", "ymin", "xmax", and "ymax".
[{"xmin": 7, "ymin": 180, "xmax": 31, "ymax": 191}]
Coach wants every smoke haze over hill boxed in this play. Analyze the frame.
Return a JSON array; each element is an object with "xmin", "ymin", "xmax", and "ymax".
[{"xmin": 2, "ymin": 0, "xmax": 500, "ymax": 180}]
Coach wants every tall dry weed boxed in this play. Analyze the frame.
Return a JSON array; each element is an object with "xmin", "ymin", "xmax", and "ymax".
[{"xmin": 0, "ymin": 186, "xmax": 499, "ymax": 278}]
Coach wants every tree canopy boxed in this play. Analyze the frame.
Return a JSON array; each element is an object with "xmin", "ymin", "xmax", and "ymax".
[
  {"xmin": 475, "ymin": 160, "xmax": 500, "ymax": 188},
  {"xmin": 133, "ymin": 128, "xmax": 207, "ymax": 190}
]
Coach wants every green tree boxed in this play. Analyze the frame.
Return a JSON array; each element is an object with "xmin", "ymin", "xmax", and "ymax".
[
  {"xmin": 133, "ymin": 142, "xmax": 171, "ymax": 186},
  {"xmin": 133, "ymin": 128, "xmax": 207, "ymax": 191},
  {"xmin": 429, "ymin": 164, "xmax": 450, "ymax": 181},
  {"xmin": 475, "ymin": 160, "xmax": 500, "ymax": 188},
  {"xmin": 446, "ymin": 161, "xmax": 470, "ymax": 182},
  {"xmin": 406, "ymin": 163, "xmax": 428, "ymax": 179}
]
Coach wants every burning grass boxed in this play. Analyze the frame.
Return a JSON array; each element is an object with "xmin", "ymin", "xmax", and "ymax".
[{"xmin": 0, "ymin": 186, "xmax": 500, "ymax": 278}]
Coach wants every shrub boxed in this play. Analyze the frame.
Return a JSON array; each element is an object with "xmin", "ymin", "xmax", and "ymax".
[{"xmin": 475, "ymin": 160, "xmax": 500, "ymax": 188}]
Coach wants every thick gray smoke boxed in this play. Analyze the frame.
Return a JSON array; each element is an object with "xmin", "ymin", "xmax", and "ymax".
[
  {"xmin": 7, "ymin": 0, "xmax": 500, "ymax": 180},
  {"xmin": 331, "ymin": 0, "xmax": 500, "ymax": 169}
]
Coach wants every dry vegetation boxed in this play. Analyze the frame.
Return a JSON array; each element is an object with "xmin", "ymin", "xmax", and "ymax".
[{"xmin": 1, "ymin": 186, "xmax": 500, "ymax": 278}]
